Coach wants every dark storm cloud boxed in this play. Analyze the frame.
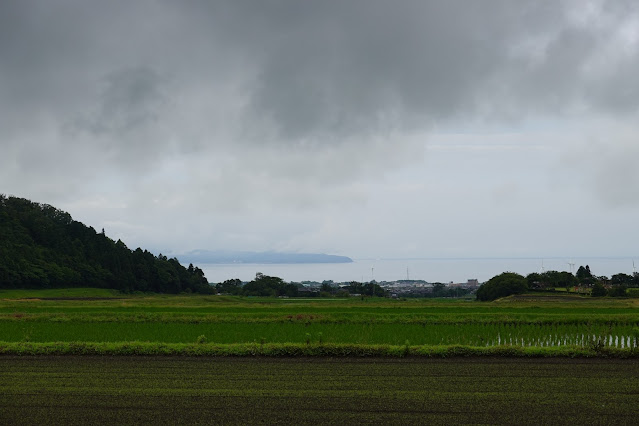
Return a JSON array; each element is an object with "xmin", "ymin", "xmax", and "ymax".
[
  {"xmin": 81, "ymin": 67, "xmax": 168, "ymax": 136},
  {"xmin": 202, "ymin": 0, "xmax": 639, "ymax": 140},
  {"xmin": 2, "ymin": 0, "xmax": 638, "ymax": 150},
  {"xmin": 213, "ymin": 0, "xmax": 541, "ymax": 140}
]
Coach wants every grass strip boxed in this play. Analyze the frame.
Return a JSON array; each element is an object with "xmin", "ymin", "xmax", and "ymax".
[
  {"xmin": 1, "ymin": 341, "xmax": 637, "ymax": 358},
  {"xmin": 5, "ymin": 312, "xmax": 639, "ymax": 326}
]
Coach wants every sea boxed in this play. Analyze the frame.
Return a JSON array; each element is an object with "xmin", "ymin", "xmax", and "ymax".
[{"xmin": 198, "ymin": 257, "xmax": 637, "ymax": 284}]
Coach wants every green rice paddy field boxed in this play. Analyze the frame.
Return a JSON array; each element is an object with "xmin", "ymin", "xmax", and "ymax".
[
  {"xmin": 2, "ymin": 289, "xmax": 639, "ymax": 424},
  {"xmin": 2, "ymin": 289, "xmax": 639, "ymax": 351}
]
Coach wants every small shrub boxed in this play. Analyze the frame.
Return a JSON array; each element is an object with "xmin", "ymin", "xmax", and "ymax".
[
  {"xmin": 608, "ymin": 286, "xmax": 627, "ymax": 297},
  {"xmin": 196, "ymin": 335, "xmax": 207, "ymax": 344},
  {"xmin": 591, "ymin": 283, "xmax": 607, "ymax": 297},
  {"xmin": 403, "ymin": 340, "xmax": 410, "ymax": 356}
]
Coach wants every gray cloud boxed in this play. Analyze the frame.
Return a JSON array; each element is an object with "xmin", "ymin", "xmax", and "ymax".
[
  {"xmin": 562, "ymin": 123, "xmax": 639, "ymax": 207},
  {"xmin": 82, "ymin": 67, "xmax": 169, "ymax": 136},
  {"xmin": 2, "ymin": 0, "xmax": 639, "ymax": 258},
  {"xmin": 3, "ymin": 1, "xmax": 638, "ymax": 149},
  {"xmin": 224, "ymin": 0, "xmax": 639, "ymax": 140}
]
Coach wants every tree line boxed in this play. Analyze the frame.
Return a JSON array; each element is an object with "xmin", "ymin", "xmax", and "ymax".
[
  {"xmin": 217, "ymin": 274, "xmax": 300, "ymax": 297},
  {"xmin": 216, "ymin": 275, "xmax": 387, "ymax": 298},
  {"xmin": 0, "ymin": 195, "xmax": 211, "ymax": 293},
  {"xmin": 477, "ymin": 265, "xmax": 639, "ymax": 301}
]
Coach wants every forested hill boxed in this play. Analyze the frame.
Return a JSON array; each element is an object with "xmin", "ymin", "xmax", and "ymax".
[{"xmin": 0, "ymin": 195, "xmax": 211, "ymax": 293}]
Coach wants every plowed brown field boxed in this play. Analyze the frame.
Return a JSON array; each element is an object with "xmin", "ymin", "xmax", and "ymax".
[{"xmin": 1, "ymin": 356, "xmax": 638, "ymax": 425}]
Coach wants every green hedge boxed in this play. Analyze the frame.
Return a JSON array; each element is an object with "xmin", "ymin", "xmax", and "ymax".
[{"xmin": 1, "ymin": 341, "xmax": 637, "ymax": 358}]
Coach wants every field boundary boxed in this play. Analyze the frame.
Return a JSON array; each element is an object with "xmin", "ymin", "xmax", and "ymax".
[{"xmin": 1, "ymin": 341, "xmax": 637, "ymax": 358}]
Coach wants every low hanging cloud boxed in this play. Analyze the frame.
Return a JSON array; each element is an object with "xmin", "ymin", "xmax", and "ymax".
[
  {"xmin": 2, "ymin": 1, "xmax": 638, "ymax": 161},
  {"xmin": 75, "ymin": 67, "xmax": 169, "ymax": 138}
]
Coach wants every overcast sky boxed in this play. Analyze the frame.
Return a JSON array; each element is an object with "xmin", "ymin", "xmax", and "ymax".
[{"xmin": 2, "ymin": 0, "xmax": 639, "ymax": 260}]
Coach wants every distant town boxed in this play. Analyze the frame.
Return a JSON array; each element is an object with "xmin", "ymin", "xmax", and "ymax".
[
  {"xmin": 292, "ymin": 278, "xmax": 480, "ymax": 298},
  {"xmin": 215, "ymin": 273, "xmax": 480, "ymax": 298}
]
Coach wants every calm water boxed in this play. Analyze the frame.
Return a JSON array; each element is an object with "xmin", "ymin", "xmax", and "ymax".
[{"xmin": 198, "ymin": 257, "xmax": 637, "ymax": 284}]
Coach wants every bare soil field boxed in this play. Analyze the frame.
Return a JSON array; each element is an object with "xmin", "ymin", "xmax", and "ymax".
[{"xmin": 1, "ymin": 356, "xmax": 638, "ymax": 425}]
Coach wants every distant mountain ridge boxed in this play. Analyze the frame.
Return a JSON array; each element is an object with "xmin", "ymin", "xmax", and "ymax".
[{"xmin": 179, "ymin": 250, "xmax": 353, "ymax": 264}]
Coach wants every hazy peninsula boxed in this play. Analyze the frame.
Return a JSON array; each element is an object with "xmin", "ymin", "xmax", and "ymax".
[{"xmin": 179, "ymin": 250, "xmax": 353, "ymax": 265}]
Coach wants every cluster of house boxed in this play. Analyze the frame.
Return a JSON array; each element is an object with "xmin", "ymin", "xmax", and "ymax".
[
  {"xmin": 294, "ymin": 278, "xmax": 480, "ymax": 297},
  {"xmin": 380, "ymin": 279, "xmax": 480, "ymax": 297}
]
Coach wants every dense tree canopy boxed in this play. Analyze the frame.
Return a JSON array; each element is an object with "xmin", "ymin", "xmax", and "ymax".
[
  {"xmin": 215, "ymin": 277, "xmax": 389, "ymax": 298},
  {"xmin": 476, "ymin": 272, "xmax": 527, "ymax": 301},
  {"xmin": 591, "ymin": 282, "xmax": 608, "ymax": 297},
  {"xmin": 240, "ymin": 274, "xmax": 299, "ymax": 297},
  {"xmin": 611, "ymin": 273, "xmax": 635, "ymax": 286},
  {"xmin": 216, "ymin": 278, "xmax": 243, "ymax": 295},
  {"xmin": 342, "ymin": 281, "xmax": 386, "ymax": 297},
  {"xmin": 0, "ymin": 195, "xmax": 212, "ymax": 293},
  {"xmin": 526, "ymin": 271, "xmax": 577, "ymax": 290},
  {"xmin": 576, "ymin": 265, "xmax": 595, "ymax": 286}
]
